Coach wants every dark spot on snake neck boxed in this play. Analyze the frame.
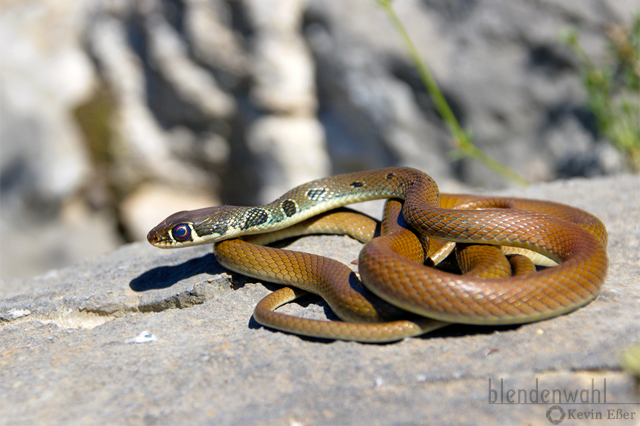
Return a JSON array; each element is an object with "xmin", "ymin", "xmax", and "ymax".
[
  {"xmin": 211, "ymin": 223, "xmax": 229, "ymax": 236},
  {"xmin": 242, "ymin": 208, "xmax": 269, "ymax": 230},
  {"xmin": 386, "ymin": 173, "xmax": 395, "ymax": 180},
  {"xmin": 281, "ymin": 199, "xmax": 297, "ymax": 217},
  {"xmin": 306, "ymin": 188, "xmax": 327, "ymax": 201},
  {"xmin": 349, "ymin": 181, "xmax": 364, "ymax": 188}
]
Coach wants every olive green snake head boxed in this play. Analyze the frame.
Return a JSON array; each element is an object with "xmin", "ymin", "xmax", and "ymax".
[{"xmin": 147, "ymin": 205, "xmax": 246, "ymax": 247}]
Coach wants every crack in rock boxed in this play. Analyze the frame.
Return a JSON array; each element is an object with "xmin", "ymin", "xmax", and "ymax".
[{"xmin": 0, "ymin": 275, "xmax": 234, "ymax": 330}]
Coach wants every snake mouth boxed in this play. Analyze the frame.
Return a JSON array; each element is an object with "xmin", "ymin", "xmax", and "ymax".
[{"xmin": 147, "ymin": 229, "xmax": 173, "ymax": 248}]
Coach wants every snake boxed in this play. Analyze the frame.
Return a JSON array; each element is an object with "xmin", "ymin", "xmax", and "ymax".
[{"xmin": 147, "ymin": 167, "xmax": 608, "ymax": 342}]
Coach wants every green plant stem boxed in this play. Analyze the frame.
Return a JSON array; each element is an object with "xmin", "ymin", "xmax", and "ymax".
[
  {"xmin": 378, "ymin": 0, "xmax": 531, "ymax": 186},
  {"xmin": 563, "ymin": 17, "xmax": 640, "ymax": 173}
]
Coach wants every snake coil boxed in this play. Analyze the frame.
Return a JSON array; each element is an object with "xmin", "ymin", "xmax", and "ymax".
[{"xmin": 148, "ymin": 168, "xmax": 608, "ymax": 342}]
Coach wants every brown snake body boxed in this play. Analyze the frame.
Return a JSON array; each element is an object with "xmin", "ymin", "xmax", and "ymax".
[{"xmin": 148, "ymin": 167, "xmax": 608, "ymax": 342}]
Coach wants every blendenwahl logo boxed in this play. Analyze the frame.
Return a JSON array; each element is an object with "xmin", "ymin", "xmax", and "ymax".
[
  {"xmin": 488, "ymin": 378, "xmax": 638, "ymax": 424},
  {"xmin": 488, "ymin": 378, "xmax": 606, "ymax": 405}
]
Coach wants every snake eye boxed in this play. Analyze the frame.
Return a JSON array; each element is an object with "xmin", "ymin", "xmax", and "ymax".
[{"xmin": 172, "ymin": 224, "xmax": 192, "ymax": 242}]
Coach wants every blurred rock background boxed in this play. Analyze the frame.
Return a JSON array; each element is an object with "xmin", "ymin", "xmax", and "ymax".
[{"xmin": 0, "ymin": 0, "xmax": 637, "ymax": 278}]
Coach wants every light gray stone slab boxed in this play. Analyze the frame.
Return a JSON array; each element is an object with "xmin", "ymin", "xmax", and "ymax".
[{"xmin": 1, "ymin": 175, "xmax": 639, "ymax": 425}]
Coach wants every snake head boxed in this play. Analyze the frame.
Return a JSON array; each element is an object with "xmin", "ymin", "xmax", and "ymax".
[{"xmin": 147, "ymin": 206, "xmax": 239, "ymax": 248}]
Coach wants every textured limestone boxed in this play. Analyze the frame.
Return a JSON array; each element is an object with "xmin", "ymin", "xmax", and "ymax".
[
  {"xmin": 1, "ymin": 175, "xmax": 639, "ymax": 425},
  {"xmin": 3, "ymin": 0, "xmax": 637, "ymax": 279}
]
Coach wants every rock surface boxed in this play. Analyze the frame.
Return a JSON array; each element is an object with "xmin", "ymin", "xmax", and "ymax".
[
  {"xmin": 2, "ymin": 0, "xmax": 638, "ymax": 278},
  {"xmin": 1, "ymin": 175, "xmax": 639, "ymax": 425},
  {"xmin": 0, "ymin": 0, "xmax": 119, "ymax": 278}
]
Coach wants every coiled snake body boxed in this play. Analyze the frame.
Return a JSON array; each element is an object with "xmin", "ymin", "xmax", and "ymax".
[{"xmin": 148, "ymin": 167, "xmax": 608, "ymax": 342}]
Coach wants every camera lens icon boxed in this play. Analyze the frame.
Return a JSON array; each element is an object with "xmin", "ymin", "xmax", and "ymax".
[{"xmin": 546, "ymin": 405, "xmax": 566, "ymax": 424}]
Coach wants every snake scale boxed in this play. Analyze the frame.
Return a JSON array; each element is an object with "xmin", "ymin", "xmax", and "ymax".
[{"xmin": 147, "ymin": 167, "xmax": 608, "ymax": 342}]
